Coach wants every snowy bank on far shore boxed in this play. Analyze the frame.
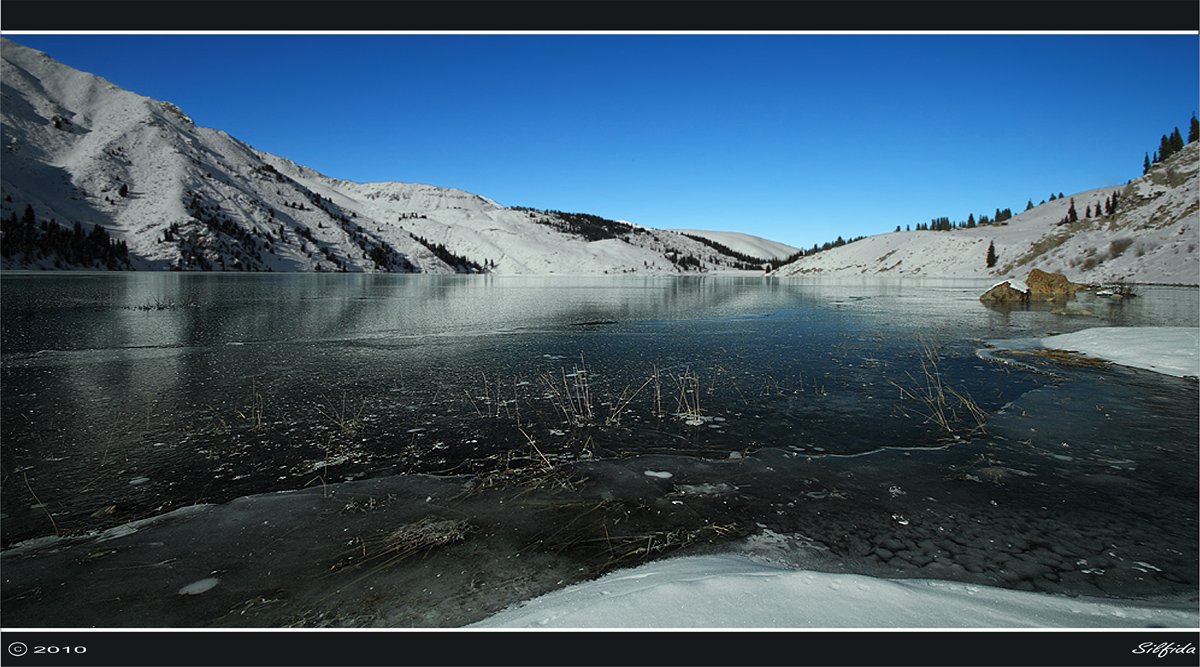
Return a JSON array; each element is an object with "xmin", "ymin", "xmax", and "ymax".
[
  {"xmin": 1041, "ymin": 327, "xmax": 1200, "ymax": 378},
  {"xmin": 470, "ymin": 554, "xmax": 1198, "ymax": 628}
]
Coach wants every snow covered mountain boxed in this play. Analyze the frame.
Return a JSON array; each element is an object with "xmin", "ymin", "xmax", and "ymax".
[
  {"xmin": 0, "ymin": 38, "xmax": 773, "ymax": 274},
  {"xmin": 771, "ymin": 141, "xmax": 1199, "ymax": 285}
]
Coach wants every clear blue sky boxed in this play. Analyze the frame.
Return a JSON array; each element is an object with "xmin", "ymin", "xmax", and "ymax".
[{"xmin": 6, "ymin": 34, "xmax": 1198, "ymax": 249}]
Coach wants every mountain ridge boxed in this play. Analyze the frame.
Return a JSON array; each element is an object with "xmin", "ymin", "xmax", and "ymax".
[{"xmin": 0, "ymin": 38, "xmax": 778, "ymax": 274}]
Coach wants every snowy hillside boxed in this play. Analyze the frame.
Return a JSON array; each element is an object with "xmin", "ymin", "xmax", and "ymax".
[
  {"xmin": 669, "ymin": 229, "xmax": 800, "ymax": 262},
  {"xmin": 771, "ymin": 142, "xmax": 1199, "ymax": 285},
  {"xmin": 0, "ymin": 38, "xmax": 772, "ymax": 275}
]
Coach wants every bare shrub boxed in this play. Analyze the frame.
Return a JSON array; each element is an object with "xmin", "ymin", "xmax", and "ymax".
[{"xmin": 1109, "ymin": 237, "xmax": 1134, "ymax": 258}]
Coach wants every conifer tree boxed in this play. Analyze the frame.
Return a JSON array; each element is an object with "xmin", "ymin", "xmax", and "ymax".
[
  {"xmin": 1067, "ymin": 198, "xmax": 1078, "ymax": 223},
  {"xmin": 1158, "ymin": 134, "xmax": 1173, "ymax": 162},
  {"xmin": 986, "ymin": 241, "xmax": 997, "ymax": 268},
  {"xmin": 1085, "ymin": 204, "xmax": 1091, "ymax": 218},
  {"xmin": 1170, "ymin": 127, "xmax": 1184, "ymax": 153},
  {"xmin": 1144, "ymin": 152, "xmax": 1151, "ymax": 174},
  {"xmin": 118, "ymin": 183, "xmax": 129, "ymax": 197},
  {"xmin": 1049, "ymin": 193, "xmax": 1057, "ymax": 201},
  {"xmin": 1190, "ymin": 113, "xmax": 1199, "ymax": 143},
  {"xmin": 1058, "ymin": 192, "xmax": 1064, "ymax": 199},
  {"xmin": 1025, "ymin": 200, "xmax": 1034, "ymax": 211}
]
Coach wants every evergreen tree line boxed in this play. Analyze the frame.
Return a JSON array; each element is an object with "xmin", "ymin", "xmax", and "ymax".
[
  {"xmin": 1143, "ymin": 113, "xmax": 1197, "ymax": 174},
  {"xmin": 1, "ymin": 203, "xmax": 131, "ymax": 269},
  {"xmin": 666, "ymin": 251, "xmax": 703, "ymax": 270},
  {"xmin": 775, "ymin": 234, "xmax": 867, "ymax": 266},
  {"xmin": 1055, "ymin": 190, "xmax": 1121, "ymax": 226},
  {"xmin": 412, "ymin": 234, "xmax": 486, "ymax": 273},
  {"xmin": 183, "ymin": 194, "xmax": 267, "ymax": 270},
  {"xmin": 513, "ymin": 206, "xmax": 648, "ymax": 243},
  {"xmin": 678, "ymin": 233, "xmax": 770, "ymax": 270},
  {"xmin": 909, "ymin": 207, "xmax": 1015, "ymax": 232}
]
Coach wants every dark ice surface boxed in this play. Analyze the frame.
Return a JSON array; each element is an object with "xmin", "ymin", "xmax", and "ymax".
[{"xmin": 1, "ymin": 273, "xmax": 1196, "ymax": 626}]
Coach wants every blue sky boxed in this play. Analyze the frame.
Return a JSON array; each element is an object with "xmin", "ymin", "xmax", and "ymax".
[{"xmin": 5, "ymin": 34, "xmax": 1198, "ymax": 249}]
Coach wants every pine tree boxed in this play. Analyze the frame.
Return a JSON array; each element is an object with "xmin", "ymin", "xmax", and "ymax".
[
  {"xmin": 118, "ymin": 183, "xmax": 129, "ymax": 197},
  {"xmin": 1067, "ymin": 198, "xmax": 1078, "ymax": 223},
  {"xmin": 1058, "ymin": 192, "xmax": 1064, "ymax": 199},
  {"xmin": 1190, "ymin": 113, "xmax": 1199, "ymax": 143},
  {"xmin": 1144, "ymin": 152, "xmax": 1151, "ymax": 174},
  {"xmin": 1085, "ymin": 204, "xmax": 1091, "ymax": 218},
  {"xmin": 1049, "ymin": 193, "xmax": 1057, "ymax": 201},
  {"xmin": 1170, "ymin": 127, "xmax": 1184, "ymax": 153},
  {"xmin": 1025, "ymin": 200, "xmax": 1034, "ymax": 211},
  {"xmin": 986, "ymin": 241, "xmax": 997, "ymax": 268},
  {"xmin": 1158, "ymin": 134, "xmax": 1173, "ymax": 162}
]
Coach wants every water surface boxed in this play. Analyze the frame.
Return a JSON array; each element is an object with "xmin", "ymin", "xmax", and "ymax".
[{"xmin": 1, "ymin": 273, "xmax": 1196, "ymax": 626}]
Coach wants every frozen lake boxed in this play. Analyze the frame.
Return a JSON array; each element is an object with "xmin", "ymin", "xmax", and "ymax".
[{"xmin": 1, "ymin": 273, "xmax": 1196, "ymax": 626}]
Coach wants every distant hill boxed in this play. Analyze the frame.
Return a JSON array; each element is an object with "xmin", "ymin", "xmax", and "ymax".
[
  {"xmin": 770, "ymin": 141, "xmax": 1198, "ymax": 285},
  {"xmin": 668, "ymin": 229, "xmax": 800, "ymax": 262}
]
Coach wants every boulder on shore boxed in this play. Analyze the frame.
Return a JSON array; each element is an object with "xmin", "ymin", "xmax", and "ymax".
[
  {"xmin": 1026, "ymin": 268, "xmax": 1086, "ymax": 301},
  {"xmin": 979, "ymin": 268, "xmax": 1084, "ymax": 304},
  {"xmin": 979, "ymin": 278, "xmax": 1029, "ymax": 303}
]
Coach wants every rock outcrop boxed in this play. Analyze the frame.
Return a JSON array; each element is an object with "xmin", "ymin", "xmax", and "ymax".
[
  {"xmin": 1025, "ymin": 268, "xmax": 1086, "ymax": 300},
  {"xmin": 979, "ymin": 279, "xmax": 1029, "ymax": 303},
  {"xmin": 979, "ymin": 268, "xmax": 1084, "ymax": 304}
]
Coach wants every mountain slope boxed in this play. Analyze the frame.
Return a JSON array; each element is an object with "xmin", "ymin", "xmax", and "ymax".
[
  {"xmin": 771, "ymin": 142, "xmax": 1199, "ymax": 285},
  {"xmin": 0, "ymin": 38, "xmax": 773, "ymax": 274},
  {"xmin": 668, "ymin": 229, "xmax": 800, "ymax": 262}
]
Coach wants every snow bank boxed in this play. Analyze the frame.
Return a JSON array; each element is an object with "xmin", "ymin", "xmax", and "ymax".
[
  {"xmin": 471, "ymin": 554, "xmax": 1198, "ymax": 628},
  {"xmin": 1041, "ymin": 327, "xmax": 1200, "ymax": 378}
]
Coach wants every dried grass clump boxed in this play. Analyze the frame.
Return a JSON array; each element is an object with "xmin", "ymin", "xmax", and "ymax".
[
  {"xmin": 1004, "ymin": 347, "xmax": 1111, "ymax": 369},
  {"xmin": 891, "ymin": 340, "xmax": 987, "ymax": 436},
  {"xmin": 328, "ymin": 516, "xmax": 474, "ymax": 574},
  {"xmin": 383, "ymin": 517, "xmax": 471, "ymax": 553}
]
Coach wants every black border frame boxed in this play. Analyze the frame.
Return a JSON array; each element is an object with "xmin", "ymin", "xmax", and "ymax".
[
  {"xmin": 1, "ymin": 1, "xmax": 1197, "ymax": 666},
  {"xmin": 1, "ymin": 1, "xmax": 1197, "ymax": 32}
]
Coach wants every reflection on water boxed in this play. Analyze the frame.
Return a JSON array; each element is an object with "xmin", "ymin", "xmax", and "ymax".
[{"xmin": 0, "ymin": 273, "xmax": 1196, "ymax": 626}]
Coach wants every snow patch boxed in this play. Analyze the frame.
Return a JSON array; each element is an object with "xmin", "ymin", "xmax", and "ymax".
[
  {"xmin": 177, "ymin": 577, "xmax": 219, "ymax": 595},
  {"xmin": 1041, "ymin": 327, "xmax": 1199, "ymax": 378},
  {"xmin": 471, "ymin": 554, "xmax": 1199, "ymax": 628}
]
